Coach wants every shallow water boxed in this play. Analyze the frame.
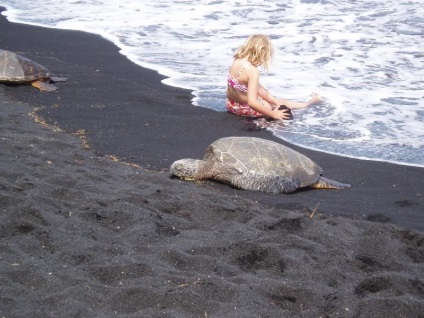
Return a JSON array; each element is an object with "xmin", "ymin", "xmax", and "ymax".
[{"xmin": 1, "ymin": 0, "xmax": 423, "ymax": 167}]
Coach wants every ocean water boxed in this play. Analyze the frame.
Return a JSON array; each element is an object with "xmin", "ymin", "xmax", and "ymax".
[{"xmin": 1, "ymin": 0, "xmax": 423, "ymax": 167}]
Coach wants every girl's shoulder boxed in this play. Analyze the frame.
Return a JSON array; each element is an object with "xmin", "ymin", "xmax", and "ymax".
[
  {"xmin": 232, "ymin": 58, "xmax": 253, "ymax": 66},
  {"xmin": 233, "ymin": 59, "xmax": 255, "ymax": 72},
  {"xmin": 229, "ymin": 58, "xmax": 257, "ymax": 80}
]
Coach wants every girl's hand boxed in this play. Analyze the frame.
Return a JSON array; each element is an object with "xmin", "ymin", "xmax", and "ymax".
[{"xmin": 271, "ymin": 107, "xmax": 291, "ymax": 120}]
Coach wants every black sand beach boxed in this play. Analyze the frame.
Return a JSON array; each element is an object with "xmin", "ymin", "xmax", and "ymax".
[{"xmin": 1, "ymin": 8, "xmax": 423, "ymax": 317}]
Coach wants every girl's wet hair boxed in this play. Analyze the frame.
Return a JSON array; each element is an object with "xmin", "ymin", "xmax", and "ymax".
[{"xmin": 234, "ymin": 35, "xmax": 274, "ymax": 70}]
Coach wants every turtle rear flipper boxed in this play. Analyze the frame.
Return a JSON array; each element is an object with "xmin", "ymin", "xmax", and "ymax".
[
  {"xmin": 31, "ymin": 80, "xmax": 57, "ymax": 91},
  {"xmin": 310, "ymin": 176, "xmax": 350, "ymax": 189},
  {"xmin": 50, "ymin": 76, "xmax": 68, "ymax": 82}
]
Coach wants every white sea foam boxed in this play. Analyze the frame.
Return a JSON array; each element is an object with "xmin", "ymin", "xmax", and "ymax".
[{"xmin": 1, "ymin": 0, "xmax": 423, "ymax": 167}]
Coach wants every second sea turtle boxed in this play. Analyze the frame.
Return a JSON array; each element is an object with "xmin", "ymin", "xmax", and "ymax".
[{"xmin": 0, "ymin": 49, "xmax": 68, "ymax": 91}]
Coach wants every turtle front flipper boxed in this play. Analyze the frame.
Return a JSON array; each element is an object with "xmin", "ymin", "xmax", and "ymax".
[
  {"xmin": 31, "ymin": 80, "xmax": 57, "ymax": 91},
  {"xmin": 310, "ymin": 176, "xmax": 350, "ymax": 189}
]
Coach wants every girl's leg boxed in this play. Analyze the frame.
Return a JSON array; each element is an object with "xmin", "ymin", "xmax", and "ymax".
[
  {"xmin": 259, "ymin": 97, "xmax": 275, "ymax": 110},
  {"xmin": 277, "ymin": 93, "xmax": 323, "ymax": 109}
]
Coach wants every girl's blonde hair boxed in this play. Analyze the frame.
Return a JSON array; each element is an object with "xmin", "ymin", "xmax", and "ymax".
[{"xmin": 234, "ymin": 34, "xmax": 274, "ymax": 70}]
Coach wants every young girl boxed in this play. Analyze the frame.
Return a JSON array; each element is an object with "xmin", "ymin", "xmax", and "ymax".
[{"xmin": 226, "ymin": 34, "xmax": 322, "ymax": 120}]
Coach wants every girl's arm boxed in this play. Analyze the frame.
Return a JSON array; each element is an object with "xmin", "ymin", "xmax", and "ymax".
[
  {"xmin": 257, "ymin": 83, "xmax": 280, "ymax": 107},
  {"xmin": 247, "ymin": 69, "xmax": 289, "ymax": 120}
]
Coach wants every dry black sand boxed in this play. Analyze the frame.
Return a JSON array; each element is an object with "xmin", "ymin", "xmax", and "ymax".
[{"xmin": 1, "ymin": 8, "xmax": 423, "ymax": 317}]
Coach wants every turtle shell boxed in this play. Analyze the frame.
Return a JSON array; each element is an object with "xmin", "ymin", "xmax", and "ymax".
[
  {"xmin": 0, "ymin": 49, "xmax": 51, "ymax": 83},
  {"xmin": 204, "ymin": 137, "xmax": 323, "ymax": 189}
]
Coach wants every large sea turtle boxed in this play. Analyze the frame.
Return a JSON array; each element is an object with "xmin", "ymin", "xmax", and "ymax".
[
  {"xmin": 0, "ymin": 49, "xmax": 68, "ymax": 91},
  {"xmin": 170, "ymin": 137, "xmax": 350, "ymax": 194}
]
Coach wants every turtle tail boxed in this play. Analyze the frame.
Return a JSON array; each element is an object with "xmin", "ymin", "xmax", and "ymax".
[{"xmin": 309, "ymin": 176, "xmax": 350, "ymax": 189}]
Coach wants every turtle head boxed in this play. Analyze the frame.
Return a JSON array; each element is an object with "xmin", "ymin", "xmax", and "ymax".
[{"xmin": 170, "ymin": 159, "xmax": 203, "ymax": 180}]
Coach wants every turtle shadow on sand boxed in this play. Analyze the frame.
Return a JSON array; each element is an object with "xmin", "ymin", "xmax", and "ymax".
[
  {"xmin": 170, "ymin": 137, "xmax": 350, "ymax": 194},
  {"xmin": 0, "ymin": 49, "xmax": 68, "ymax": 91}
]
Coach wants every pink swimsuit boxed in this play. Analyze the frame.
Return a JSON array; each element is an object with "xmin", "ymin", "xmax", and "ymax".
[{"xmin": 226, "ymin": 65, "xmax": 263, "ymax": 118}]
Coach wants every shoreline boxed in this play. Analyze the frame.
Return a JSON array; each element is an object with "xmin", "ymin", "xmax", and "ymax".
[
  {"xmin": 1, "ymin": 8, "xmax": 423, "ymax": 317},
  {"xmin": 3, "ymin": 11, "xmax": 423, "ymax": 171},
  {"xmin": 1, "ymin": 8, "xmax": 423, "ymax": 232}
]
